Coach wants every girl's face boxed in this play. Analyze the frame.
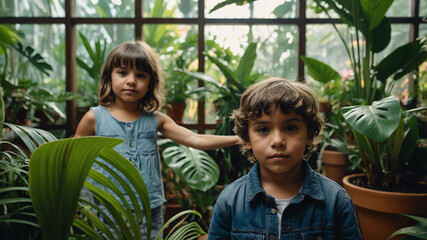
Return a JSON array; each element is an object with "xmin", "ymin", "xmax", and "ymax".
[
  {"xmin": 111, "ymin": 65, "xmax": 150, "ymax": 105},
  {"xmin": 245, "ymin": 109, "xmax": 313, "ymax": 176}
]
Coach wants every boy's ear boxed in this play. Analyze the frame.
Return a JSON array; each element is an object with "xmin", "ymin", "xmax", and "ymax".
[{"xmin": 244, "ymin": 141, "xmax": 252, "ymax": 151}]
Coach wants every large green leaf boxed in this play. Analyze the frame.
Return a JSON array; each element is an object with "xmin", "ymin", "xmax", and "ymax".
[
  {"xmin": 159, "ymin": 139, "xmax": 219, "ymax": 192},
  {"xmin": 341, "ymin": 96, "xmax": 401, "ymax": 142},
  {"xmin": 29, "ymin": 137, "xmax": 123, "ymax": 240},
  {"xmin": 300, "ymin": 56, "xmax": 341, "ymax": 83},
  {"xmin": 236, "ymin": 42, "xmax": 257, "ymax": 86},
  {"xmin": 360, "ymin": 0, "xmax": 393, "ymax": 30},
  {"xmin": 375, "ymin": 37, "xmax": 427, "ymax": 82}
]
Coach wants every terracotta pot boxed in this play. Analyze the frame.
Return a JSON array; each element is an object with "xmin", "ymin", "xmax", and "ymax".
[
  {"xmin": 343, "ymin": 174, "xmax": 427, "ymax": 240},
  {"xmin": 321, "ymin": 150, "xmax": 349, "ymax": 186},
  {"xmin": 166, "ymin": 102, "xmax": 186, "ymax": 124},
  {"xmin": 198, "ymin": 234, "xmax": 208, "ymax": 240}
]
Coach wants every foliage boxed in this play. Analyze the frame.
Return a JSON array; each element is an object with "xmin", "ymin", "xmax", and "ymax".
[
  {"xmin": 0, "ymin": 25, "xmax": 75, "ymax": 127},
  {"xmin": 0, "ymin": 123, "xmax": 206, "ymax": 239},
  {"xmin": 76, "ymin": 31, "xmax": 108, "ymax": 107},
  {"xmin": 303, "ymin": 0, "xmax": 426, "ymax": 105},
  {"xmin": 159, "ymin": 139, "xmax": 220, "ymax": 230},
  {"xmin": 0, "ymin": 123, "xmax": 57, "ymax": 239},
  {"xmin": 387, "ymin": 215, "xmax": 427, "ymax": 240},
  {"xmin": 342, "ymin": 96, "xmax": 426, "ymax": 191},
  {"xmin": 181, "ymin": 42, "xmax": 265, "ymax": 183},
  {"xmin": 159, "ymin": 139, "xmax": 219, "ymax": 192}
]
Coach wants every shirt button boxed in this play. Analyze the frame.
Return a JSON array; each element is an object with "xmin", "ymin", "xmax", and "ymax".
[
  {"xmin": 127, "ymin": 123, "xmax": 131, "ymax": 127},
  {"xmin": 130, "ymin": 142, "xmax": 134, "ymax": 147},
  {"xmin": 271, "ymin": 209, "xmax": 277, "ymax": 214},
  {"xmin": 269, "ymin": 234, "xmax": 275, "ymax": 240},
  {"xmin": 316, "ymin": 236, "xmax": 323, "ymax": 240},
  {"xmin": 131, "ymin": 155, "xmax": 136, "ymax": 161},
  {"xmin": 130, "ymin": 132, "xmax": 135, "ymax": 138}
]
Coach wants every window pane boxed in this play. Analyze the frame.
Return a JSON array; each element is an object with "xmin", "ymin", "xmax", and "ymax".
[
  {"xmin": 76, "ymin": 24, "xmax": 134, "ymax": 108},
  {"xmin": 421, "ymin": 0, "xmax": 427, "ymax": 18},
  {"xmin": 386, "ymin": 0, "xmax": 410, "ymax": 17},
  {"xmin": 2, "ymin": 24, "xmax": 66, "ymax": 125},
  {"xmin": 76, "ymin": 0, "xmax": 134, "ymax": 18},
  {"xmin": 144, "ymin": 24, "xmax": 198, "ymax": 124},
  {"xmin": 144, "ymin": 0, "xmax": 198, "ymax": 18},
  {"xmin": 206, "ymin": 0, "xmax": 297, "ymax": 19},
  {"xmin": 0, "ymin": 0, "xmax": 64, "ymax": 17}
]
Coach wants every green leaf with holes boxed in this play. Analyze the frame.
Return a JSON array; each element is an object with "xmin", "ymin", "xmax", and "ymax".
[{"xmin": 341, "ymin": 96, "xmax": 401, "ymax": 142}]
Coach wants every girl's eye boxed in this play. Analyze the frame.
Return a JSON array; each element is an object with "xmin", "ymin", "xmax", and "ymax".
[
  {"xmin": 256, "ymin": 127, "xmax": 269, "ymax": 134},
  {"xmin": 118, "ymin": 71, "xmax": 127, "ymax": 76},
  {"xmin": 136, "ymin": 73, "xmax": 148, "ymax": 79}
]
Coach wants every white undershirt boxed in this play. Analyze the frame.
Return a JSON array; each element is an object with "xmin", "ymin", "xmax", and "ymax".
[{"xmin": 275, "ymin": 198, "xmax": 291, "ymax": 239}]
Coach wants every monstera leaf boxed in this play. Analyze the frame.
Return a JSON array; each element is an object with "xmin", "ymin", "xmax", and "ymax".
[
  {"xmin": 159, "ymin": 139, "xmax": 219, "ymax": 192},
  {"xmin": 341, "ymin": 96, "xmax": 401, "ymax": 142}
]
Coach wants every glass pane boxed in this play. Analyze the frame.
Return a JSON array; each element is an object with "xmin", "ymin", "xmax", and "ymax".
[
  {"xmin": 306, "ymin": 0, "xmax": 339, "ymax": 18},
  {"xmin": 421, "ymin": 0, "xmax": 427, "ymax": 18},
  {"xmin": 0, "ymin": 0, "xmax": 64, "ymax": 17},
  {"xmin": 76, "ymin": 24, "xmax": 134, "ymax": 108},
  {"xmin": 144, "ymin": 0, "xmax": 198, "ymax": 18},
  {"xmin": 144, "ymin": 24, "xmax": 198, "ymax": 124},
  {"xmin": 204, "ymin": 24, "xmax": 298, "ymax": 123},
  {"xmin": 1, "ymin": 24, "xmax": 66, "ymax": 126},
  {"xmin": 386, "ymin": 0, "xmax": 410, "ymax": 17},
  {"xmin": 206, "ymin": 0, "xmax": 297, "ymax": 19},
  {"xmin": 305, "ymin": 24, "xmax": 349, "ymax": 101},
  {"xmin": 76, "ymin": 0, "xmax": 134, "ymax": 18}
]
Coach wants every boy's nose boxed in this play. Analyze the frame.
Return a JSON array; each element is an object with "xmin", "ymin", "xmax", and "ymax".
[{"xmin": 271, "ymin": 130, "xmax": 285, "ymax": 148}]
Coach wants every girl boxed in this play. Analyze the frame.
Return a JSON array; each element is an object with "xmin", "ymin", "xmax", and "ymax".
[{"xmin": 75, "ymin": 40, "xmax": 240, "ymax": 239}]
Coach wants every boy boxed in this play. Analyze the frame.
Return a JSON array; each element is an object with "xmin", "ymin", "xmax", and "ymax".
[{"xmin": 208, "ymin": 77, "xmax": 362, "ymax": 239}]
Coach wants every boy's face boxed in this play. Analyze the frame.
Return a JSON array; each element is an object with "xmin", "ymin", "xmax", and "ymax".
[{"xmin": 245, "ymin": 109, "xmax": 313, "ymax": 176}]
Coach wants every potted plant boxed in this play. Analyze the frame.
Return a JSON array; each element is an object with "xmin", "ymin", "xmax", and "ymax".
[
  {"xmin": 301, "ymin": 0, "xmax": 427, "ymax": 238},
  {"xmin": 341, "ymin": 96, "xmax": 427, "ymax": 240}
]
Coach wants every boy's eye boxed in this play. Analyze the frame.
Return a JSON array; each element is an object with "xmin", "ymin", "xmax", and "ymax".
[
  {"xmin": 285, "ymin": 125, "xmax": 298, "ymax": 132},
  {"xmin": 256, "ymin": 127, "xmax": 269, "ymax": 134}
]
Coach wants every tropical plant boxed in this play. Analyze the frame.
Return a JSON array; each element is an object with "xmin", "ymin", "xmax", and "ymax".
[
  {"xmin": 0, "ymin": 25, "xmax": 75, "ymax": 127},
  {"xmin": 0, "ymin": 123, "xmax": 207, "ymax": 239},
  {"xmin": 181, "ymin": 42, "xmax": 265, "ymax": 183},
  {"xmin": 0, "ymin": 123, "xmax": 56, "ymax": 239},
  {"xmin": 342, "ymin": 96, "xmax": 426, "ymax": 192},
  {"xmin": 158, "ymin": 138, "xmax": 220, "ymax": 230},
  {"xmin": 76, "ymin": 31, "xmax": 108, "ymax": 107},
  {"xmin": 301, "ymin": 0, "xmax": 427, "ymax": 106}
]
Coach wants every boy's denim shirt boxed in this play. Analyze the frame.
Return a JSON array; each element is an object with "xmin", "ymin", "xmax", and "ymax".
[{"xmin": 208, "ymin": 160, "xmax": 362, "ymax": 240}]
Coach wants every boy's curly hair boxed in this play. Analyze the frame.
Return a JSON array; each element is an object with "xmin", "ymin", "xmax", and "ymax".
[{"xmin": 231, "ymin": 77, "xmax": 324, "ymax": 162}]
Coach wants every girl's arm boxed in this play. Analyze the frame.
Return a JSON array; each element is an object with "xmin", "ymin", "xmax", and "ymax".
[
  {"xmin": 74, "ymin": 110, "xmax": 96, "ymax": 137},
  {"xmin": 156, "ymin": 111, "xmax": 241, "ymax": 150}
]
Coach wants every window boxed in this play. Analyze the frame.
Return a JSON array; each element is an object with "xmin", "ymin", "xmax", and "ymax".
[{"xmin": 0, "ymin": 0, "xmax": 424, "ymax": 136}]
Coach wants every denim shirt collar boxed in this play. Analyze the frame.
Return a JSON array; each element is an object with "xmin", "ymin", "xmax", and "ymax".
[{"xmin": 246, "ymin": 160, "xmax": 325, "ymax": 204}]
